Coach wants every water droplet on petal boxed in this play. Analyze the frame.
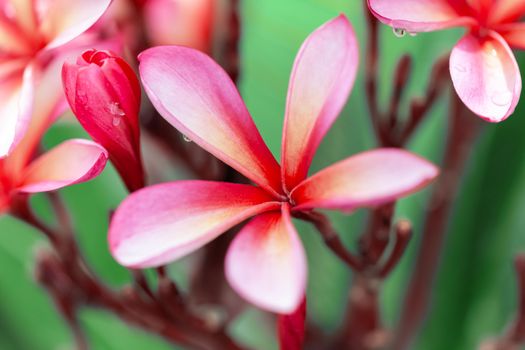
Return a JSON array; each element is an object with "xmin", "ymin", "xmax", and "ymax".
[
  {"xmin": 393, "ymin": 27, "xmax": 407, "ymax": 38},
  {"xmin": 182, "ymin": 134, "xmax": 192, "ymax": 143},
  {"xmin": 408, "ymin": 32, "xmax": 417, "ymax": 37},
  {"xmin": 112, "ymin": 116, "xmax": 122, "ymax": 126},
  {"xmin": 491, "ymin": 91, "xmax": 512, "ymax": 107},
  {"xmin": 106, "ymin": 102, "xmax": 126, "ymax": 117}
]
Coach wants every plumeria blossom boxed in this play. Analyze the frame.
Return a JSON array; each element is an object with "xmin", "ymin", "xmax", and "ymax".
[
  {"xmin": 368, "ymin": 0, "xmax": 525, "ymax": 123},
  {"xmin": 0, "ymin": 51, "xmax": 108, "ymax": 214},
  {"xmin": 109, "ymin": 15, "xmax": 439, "ymax": 313},
  {"xmin": 0, "ymin": 0, "xmax": 112, "ymax": 157}
]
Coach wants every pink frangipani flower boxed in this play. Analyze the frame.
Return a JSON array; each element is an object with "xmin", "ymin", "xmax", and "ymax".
[
  {"xmin": 0, "ymin": 0, "xmax": 112, "ymax": 157},
  {"xmin": 368, "ymin": 0, "xmax": 525, "ymax": 123},
  {"xmin": 109, "ymin": 15, "xmax": 439, "ymax": 313}
]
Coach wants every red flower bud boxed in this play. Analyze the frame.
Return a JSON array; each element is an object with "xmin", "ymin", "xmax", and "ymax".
[{"xmin": 62, "ymin": 49, "xmax": 145, "ymax": 192}]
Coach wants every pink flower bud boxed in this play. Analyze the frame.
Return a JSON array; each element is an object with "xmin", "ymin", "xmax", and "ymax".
[{"xmin": 62, "ymin": 49, "xmax": 145, "ymax": 192}]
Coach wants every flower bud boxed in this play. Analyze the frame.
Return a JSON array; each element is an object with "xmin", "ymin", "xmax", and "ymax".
[{"xmin": 62, "ymin": 49, "xmax": 145, "ymax": 192}]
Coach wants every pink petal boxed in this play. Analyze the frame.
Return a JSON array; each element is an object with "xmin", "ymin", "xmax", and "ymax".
[
  {"xmin": 450, "ymin": 32, "xmax": 521, "ymax": 123},
  {"xmin": 4, "ymin": 54, "xmax": 70, "ymax": 176},
  {"xmin": 225, "ymin": 205, "xmax": 307, "ymax": 313},
  {"xmin": 143, "ymin": 0, "xmax": 214, "ymax": 52},
  {"xmin": 39, "ymin": 0, "xmax": 112, "ymax": 50},
  {"xmin": 139, "ymin": 46, "xmax": 282, "ymax": 196},
  {"xmin": 109, "ymin": 181, "xmax": 280, "ymax": 268},
  {"xmin": 291, "ymin": 149, "xmax": 438, "ymax": 211},
  {"xmin": 0, "ymin": 63, "xmax": 35, "ymax": 158},
  {"xmin": 282, "ymin": 15, "xmax": 358, "ymax": 191},
  {"xmin": 278, "ymin": 297, "xmax": 307, "ymax": 350},
  {"xmin": 496, "ymin": 23, "xmax": 525, "ymax": 50},
  {"xmin": 489, "ymin": 0, "xmax": 525, "ymax": 24},
  {"xmin": 367, "ymin": 0, "xmax": 473, "ymax": 32},
  {"xmin": 17, "ymin": 139, "xmax": 108, "ymax": 193}
]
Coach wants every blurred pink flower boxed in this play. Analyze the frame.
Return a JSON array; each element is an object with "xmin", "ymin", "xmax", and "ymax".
[
  {"xmin": 0, "ymin": 55, "xmax": 108, "ymax": 214},
  {"xmin": 109, "ymin": 15, "xmax": 439, "ymax": 313},
  {"xmin": 0, "ymin": 0, "xmax": 112, "ymax": 157},
  {"xmin": 368, "ymin": 0, "xmax": 525, "ymax": 123},
  {"xmin": 63, "ymin": 49, "xmax": 144, "ymax": 192},
  {"xmin": 143, "ymin": 0, "xmax": 214, "ymax": 52}
]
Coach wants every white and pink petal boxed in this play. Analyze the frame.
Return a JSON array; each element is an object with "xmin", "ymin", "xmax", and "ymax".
[
  {"xmin": 282, "ymin": 15, "xmax": 358, "ymax": 190},
  {"xmin": 139, "ymin": 46, "xmax": 282, "ymax": 196},
  {"xmin": 109, "ymin": 181, "xmax": 280, "ymax": 268},
  {"xmin": 16, "ymin": 139, "xmax": 108, "ymax": 193},
  {"xmin": 291, "ymin": 149, "xmax": 438, "ymax": 211},
  {"xmin": 450, "ymin": 32, "xmax": 521, "ymax": 123},
  {"xmin": 225, "ymin": 204, "xmax": 307, "ymax": 313}
]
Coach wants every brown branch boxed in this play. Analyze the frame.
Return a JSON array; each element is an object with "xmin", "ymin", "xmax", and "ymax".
[
  {"xmin": 378, "ymin": 220, "xmax": 412, "ymax": 279},
  {"xmin": 295, "ymin": 211, "xmax": 362, "ymax": 271},
  {"xmin": 392, "ymin": 92, "xmax": 482, "ymax": 350}
]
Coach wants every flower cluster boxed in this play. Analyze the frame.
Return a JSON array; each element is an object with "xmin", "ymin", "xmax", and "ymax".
[{"xmin": 0, "ymin": 0, "xmax": 523, "ymax": 348}]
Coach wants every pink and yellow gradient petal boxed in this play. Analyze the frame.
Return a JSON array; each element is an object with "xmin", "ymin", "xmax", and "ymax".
[
  {"xmin": 39, "ymin": 0, "xmax": 112, "ymax": 50},
  {"xmin": 17, "ymin": 139, "xmax": 108, "ymax": 193},
  {"xmin": 281, "ymin": 15, "xmax": 358, "ymax": 191},
  {"xmin": 0, "ymin": 63, "xmax": 35, "ymax": 158},
  {"xmin": 291, "ymin": 149, "xmax": 438, "ymax": 211},
  {"xmin": 489, "ymin": 0, "xmax": 525, "ymax": 24},
  {"xmin": 367, "ymin": 0, "xmax": 474, "ymax": 33},
  {"xmin": 450, "ymin": 32, "xmax": 521, "ymax": 123},
  {"xmin": 225, "ymin": 204, "xmax": 307, "ymax": 313},
  {"xmin": 139, "ymin": 46, "xmax": 282, "ymax": 197},
  {"xmin": 109, "ymin": 181, "xmax": 281, "ymax": 268}
]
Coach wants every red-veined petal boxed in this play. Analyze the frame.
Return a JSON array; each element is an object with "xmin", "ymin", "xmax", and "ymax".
[
  {"xmin": 496, "ymin": 23, "xmax": 525, "ymax": 50},
  {"xmin": 489, "ymin": 0, "xmax": 525, "ymax": 24}
]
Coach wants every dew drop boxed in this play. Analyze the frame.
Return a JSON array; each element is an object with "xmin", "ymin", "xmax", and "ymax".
[
  {"xmin": 393, "ymin": 27, "xmax": 407, "ymax": 38},
  {"xmin": 408, "ymin": 32, "xmax": 417, "ymax": 37},
  {"xmin": 112, "ymin": 116, "xmax": 122, "ymax": 126},
  {"xmin": 106, "ymin": 102, "xmax": 126, "ymax": 116},
  {"xmin": 182, "ymin": 134, "xmax": 192, "ymax": 143},
  {"xmin": 491, "ymin": 91, "xmax": 512, "ymax": 107}
]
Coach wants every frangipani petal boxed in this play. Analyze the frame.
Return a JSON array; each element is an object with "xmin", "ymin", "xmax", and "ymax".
[
  {"xmin": 291, "ymin": 149, "xmax": 438, "ymax": 211},
  {"xmin": 139, "ymin": 46, "xmax": 282, "ymax": 196},
  {"xmin": 0, "ymin": 63, "xmax": 35, "ymax": 158},
  {"xmin": 225, "ymin": 205, "xmax": 307, "ymax": 313},
  {"xmin": 367, "ymin": 0, "xmax": 473, "ymax": 32},
  {"xmin": 40, "ymin": 0, "xmax": 112, "ymax": 50},
  {"xmin": 450, "ymin": 32, "xmax": 521, "ymax": 123},
  {"xmin": 17, "ymin": 139, "xmax": 108, "ymax": 193},
  {"xmin": 109, "ymin": 181, "xmax": 280, "ymax": 268},
  {"xmin": 282, "ymin": 15, "xmax": 358, "ymax": 190},
  {"xmin": 496, "ymin": 23, "xmax": 525, "ymax": 50},
  {"xmin": 490, "ymin": 0, "xmax": 525, "ymax": 24}
]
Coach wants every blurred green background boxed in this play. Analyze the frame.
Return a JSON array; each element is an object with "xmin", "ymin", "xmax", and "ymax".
[{"xmin": 1, "ymin": 0, "xmax": 525, "ymax": 349}]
